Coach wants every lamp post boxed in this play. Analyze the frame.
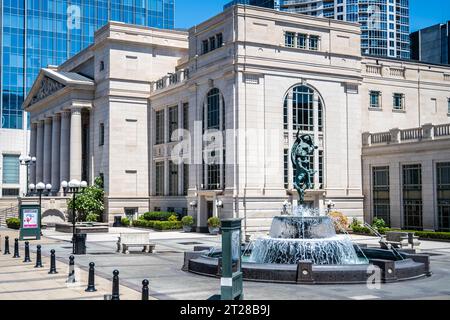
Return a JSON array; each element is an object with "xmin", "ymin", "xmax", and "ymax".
[
  {"xmin": 61, "ymin": 180, "xmax": 87, "ymax": 254},
  {"xmin": 29, "ymin": 182, "xmax": 52, "ymax": 235},
  {"xmin": 326, "ymin": 200, "xmax": 336, "ymax": 215},
  {"xmin": 20, "ymin": 155, "xmax": 37, "ymax": 196}
]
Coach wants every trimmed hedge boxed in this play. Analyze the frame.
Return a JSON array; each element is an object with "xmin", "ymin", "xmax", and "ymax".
[
  {"xmin": 352, "ymin": 225, "xmax": 450, "ymax": 241},
  {"xmin": 142, "ymin": 212, "xmax": 177, "ymax": 222},
  {"xmin": 6, "ymin": 218, "xmax": 20, "ymax": 230},
  {"xmin": 121, "ymin": 217, "xmax": 131, "ymax": 227},
  {"xmin": 133, "ymin": 219, "xmax": 182, "ymax": 231}
]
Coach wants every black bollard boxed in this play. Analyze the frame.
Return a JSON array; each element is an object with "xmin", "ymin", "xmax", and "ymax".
[
  {"xmin": 111, "ymin": 270, "xmax": 120, "ymax": 300},
  {"xmin": 4, "ymin": 236, "xmax": 10, "ymax": 255},
  {"xmin": 23, "ymin": 241, "xmax": 32, "ymax": 263},
  {"xmin": 35, "ymin": 245, "xmax": 43, "ymax": 268},
  {"xmin": 48, "ymin": 249, "xmax": 58, "ymax": 274},
  {"xmin": 13, "ymin": 238, "xmax": 20, "ymax": 258},
  {"xmin": 66, "ymin": 255, "xmax": 76, "ymax": 283},
  {"xmin": 85, "ymin": 262, "xmax": 97, "ymax": 292},
  {"xmin": 142, "ymin": 279, "xmax": 149, "ymax": 301}
]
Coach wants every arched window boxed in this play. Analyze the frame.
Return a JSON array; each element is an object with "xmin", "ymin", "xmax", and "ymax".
[
  {"xmin": 203, "ymin": 88, "xmax": 225, "ymax": 190},
  {"xmin": 283, "ymin": 84, "xmax": 325, "ymax": 191}
]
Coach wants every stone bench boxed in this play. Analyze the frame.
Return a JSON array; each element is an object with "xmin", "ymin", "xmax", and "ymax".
[
  {"xmin": 117, "ymin": 232, "xmax": 155, "ymax": 254},
  {"xmin": 380, "ymin": 231, "xmax": 409, "ymax": 249}
]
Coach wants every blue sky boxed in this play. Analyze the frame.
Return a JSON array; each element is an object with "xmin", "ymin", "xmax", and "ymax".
[{"xmin": 175, "ymin": 0, "xmax": 450, "ymax": 32}]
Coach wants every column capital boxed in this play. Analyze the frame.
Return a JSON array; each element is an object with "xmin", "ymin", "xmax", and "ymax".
[
  {"xmin": 44, "ymin": 117, "xmax": 53, "ymax": 124},
  {"xmin": 70, "ymin": 107, "xmax": 83, "ymax": 115},
  {"xmin": 60, "ymin": 110, "xmax": 71, "ymax": 118},
  {"xmin": 52, "ymin": 113, "xmax": 61, "ymax": 120}
]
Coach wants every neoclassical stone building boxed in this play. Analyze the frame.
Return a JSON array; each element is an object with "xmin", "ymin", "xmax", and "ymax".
[{"xmin": 23, "ymin": 5, "xmax": 450, "ymax": 232}]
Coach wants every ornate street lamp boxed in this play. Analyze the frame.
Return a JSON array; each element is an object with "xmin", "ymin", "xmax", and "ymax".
[
  {"xmin": 61, "ymin": 179, "xmax": 87, "ymax": 254},
  {"xmin": 20, "ymin": 155, "xmax": 37, "ymax": 196}
]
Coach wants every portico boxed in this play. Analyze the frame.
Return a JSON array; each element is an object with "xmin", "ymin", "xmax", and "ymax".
[{"xmin": 23, "ymin": 68, "xmax": 95, "ymax": 194}]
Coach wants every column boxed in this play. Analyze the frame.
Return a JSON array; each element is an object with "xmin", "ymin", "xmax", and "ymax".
[
  {"xmin": 29, "ymin": 123, "xmax": 38, "ymax": 184},
  {"xmin": 43, "ymin": 118, "xmax": 53, "ymax": 184},
  {"xmin": 51, "ymin": 114, "xmax": 61, "ymax": 193},
  {"xmin": 60, "ymin": 111, "xmax": 71, "ymax": 184},
  {"xmin": 35, "ymin": 120, "xmax": 44, "ymax": 183},
  {"xmin": 70, "ymin": 107, "xmax": 83, "ymax": 181}
]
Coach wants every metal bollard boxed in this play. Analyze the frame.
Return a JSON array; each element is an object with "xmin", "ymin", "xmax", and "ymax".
[
  {"xmin": 4, "ymin": 236, "xmax": 10, "ymax": 255},
  {"xmin": 23, "ymin": 241, "xmax": 32, "ymax": 263},
  {"xmin": 111, "ymin": 270, "xmax": 120, "ymax": 300},
  {"xmin": 48, "ymin": 249, "xmax": 58, "ymax": 274},
  {"xmin": 35, "ymin": 245, "xmax": 43, "ymax": 268},
  {"xmin": 142, "ymin": 279, "xmax": 149, "ymax": 301},
  {"xmin": 13, "ymin": 238, "xmax": 20, "ymax": 258},
  {"xmin": 66, "ymin": 255, "xmax": 76, "ymax": 283},
  {"xmin": 85, "ymin": 262, "xmax": 97, "ymax": 292}
]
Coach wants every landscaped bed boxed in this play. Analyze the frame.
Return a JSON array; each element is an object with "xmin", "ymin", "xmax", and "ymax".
[{"xmin": 132, "ymin": 212, "xmax": 182, "ymax": 231}]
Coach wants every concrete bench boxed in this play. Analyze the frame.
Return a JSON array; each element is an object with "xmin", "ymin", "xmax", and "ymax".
[
  {"xmin": 116, "ymin": 232, "xmax": 155, "ymax": 254},
  {"xmin": 380, "ymin": 231, "xmax": 409, "ymax": 249}
]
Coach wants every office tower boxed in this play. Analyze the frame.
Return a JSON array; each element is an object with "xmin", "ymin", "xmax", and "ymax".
[
  {"xmin": 226, "ymin": 0, "xmax": 411, "ymax": 59},
  {"xmin": 0, "ymin": 0, "xmax": 174, "ymax": 198},
  {"xmin": 0, "ymin": 0, "xmax": 175, "ymax": 131},
  {"xmin": 224, "ymin": 0, "xmax": 275, "ymax": 10},
  {"xmin": 411, "ymin": 21, "xmax": 450, "ymax": 65}
]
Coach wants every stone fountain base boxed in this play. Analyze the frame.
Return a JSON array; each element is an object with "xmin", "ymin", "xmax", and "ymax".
[{"xmin": 183, "ymin": 246, "xmax": 431, "ymax": 285}]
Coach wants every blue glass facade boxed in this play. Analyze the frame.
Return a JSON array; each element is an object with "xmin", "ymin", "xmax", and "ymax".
[{"xmin": 0, "ymin": 0, "xmax": 175, "ymax": 130}]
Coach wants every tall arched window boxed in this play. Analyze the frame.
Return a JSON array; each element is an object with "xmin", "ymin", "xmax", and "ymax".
[
  {"xmin": 203, "ymin": 88, "xmax": 225, "ymax": 190},
  {"xmin": 283, "ymin": 84, "xmax": 325, "ymax": 191}
]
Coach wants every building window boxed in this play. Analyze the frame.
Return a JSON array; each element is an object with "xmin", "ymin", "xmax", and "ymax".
[
  {"xmin": 289, "ymin": 85, "xmax": 323, "ymax": 132},
  {"xmin": 309, "ymin": 35, "xmax": 320, "ymax": 50},
  {"xmin": 216, "ymin": 33, "xmax": 223, "ymax": 48},
  {"xmin": 2, "ymin": 188, "xmax": 19, "ymax": 197},
  {"xmin": 393, "ymin": 93, "xmax": 404, "ymax": 110},
  {"xmin": 209, "ymin": 36, "xmax": 216, "ymax": 51},
  {"xmin": 207, "ymin": 164, "xmax": 220, "ymax": 190},
  {"xmin": 154, "ymin": 207, "xmax": 161, "ymax": 212},
  {"xmin": 285, "ymin": 32, "xmax": 296, "ymax": 48},
  {"xmin": 403, "ymin": 164, "xmax": 423, "ymax": 230},
  {"xmin": 155, "ymin": 162, "xmax": 164, "ymax": 196},
  {"xmin": 297, "ymin": 34, "xmax": 307, "ymax": 49},
  {"xmin": 202, "ymin": 40, "xmax": 209, "ymax": 54},
  {"xmin": 169, "ymin": 106, "xmax": 178, "ymax": 142},
  {"xmin": 169, "ymin": 161, "xmax": 178, "ymax": 196},
  {"xmin": 284, "ymin": 149, "xmax": 289, "ymax": 189},
  {"xmin": 100, "ymin": 61, "xmax": 105, "ymax": 71},
  {"xmin": 155, "ymin": 110, "xmax": 165, "ymax": 145},
  {"xmin": 183, "ymin": 164, "xmax": 189, "ymax": 196},
  {"xmin": 99, "ymin": 123, "xmax": 105, "ymax": 146},
  {"xmin": 370, "ymin": 91, "xmax": 381, "ymax": 109},
  {"xmin": 447, "ymin": 98, "xmax": 450, "ymax": 115},
  {"xmin": 2, "ymin": 155, "xmax": 20, "ymax": 184},
  {"xmin": 183, "ymin": 103, "xmax": 189, "ymax": 130},
  {"xmin": 437, "ymin": 163, "xmax": 450, "ymax": 232},
  {"xmin": 372, "ymin": 166, "xmax": 391, "ymax": 226},
  {"xmin": 206, "ymin": 88, "xmax": 220, "ymax": 130}
]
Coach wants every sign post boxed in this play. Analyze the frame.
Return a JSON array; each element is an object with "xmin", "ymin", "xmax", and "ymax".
[
  {"xmin": 220, "ymin": 218, "xmax": 244, "ymax": 301},
  {"xmin": 19, "ymin": 204, "xmax": 41, "ymax": 241}
]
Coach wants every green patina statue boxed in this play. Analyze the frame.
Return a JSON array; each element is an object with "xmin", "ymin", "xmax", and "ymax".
[{"xmin": 291, "ymin": 130, "xmax": 319, "ymax": 205}]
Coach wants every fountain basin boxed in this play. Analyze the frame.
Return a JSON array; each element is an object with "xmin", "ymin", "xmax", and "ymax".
[{"xmin": 185, "ymin": 247, "xmax": 431, "ymax": 285}]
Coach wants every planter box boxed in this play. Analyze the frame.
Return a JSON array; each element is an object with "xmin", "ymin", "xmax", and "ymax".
[{"xmin": 55, "ymin": 223, "xmax": 109, "ymax": 234}]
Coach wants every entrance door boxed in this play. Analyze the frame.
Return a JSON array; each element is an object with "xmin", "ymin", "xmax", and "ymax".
[{"xmin": 207, "ymin": 201, "xmax": 214, "ymax": 219}]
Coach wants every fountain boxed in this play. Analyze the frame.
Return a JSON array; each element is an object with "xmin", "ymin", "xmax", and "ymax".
[{"xmin": 184, "ymin": 131, "xmax": 432, "ymax": 284}]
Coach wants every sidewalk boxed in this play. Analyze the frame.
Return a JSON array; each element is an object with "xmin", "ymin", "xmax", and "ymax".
[{"xmin": 0, "ymin": 228, "xmax": 143, "ymax": 300}]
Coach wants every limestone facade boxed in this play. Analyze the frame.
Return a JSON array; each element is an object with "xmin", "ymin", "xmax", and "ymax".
[{"xmin": 23, "ymin": 6, "xmax": 450, "ymax": 232}]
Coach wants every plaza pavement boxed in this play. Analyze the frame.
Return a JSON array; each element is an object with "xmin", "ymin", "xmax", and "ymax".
[{"xmin": 1, "ymin": 226, "xmax": 450, "ymax": 300}]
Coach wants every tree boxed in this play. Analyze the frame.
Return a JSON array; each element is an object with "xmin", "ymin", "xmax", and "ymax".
[{"xmin": 68, "ymin": 176, "xmax": 105, "ymax": 222}]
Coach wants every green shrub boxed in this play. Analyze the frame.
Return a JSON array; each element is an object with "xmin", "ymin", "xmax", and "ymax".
[
  {"xmin": 133, "ymin": 218, "xmax": 181, "ymax": 231},
  {"xmin": 121, "ymin": 217, "xmax": 131, "ymax": 227},
  {"xmin": 6, "ymin": 218, "xmax": 20, "ymax": 230},
  {"xmin": 208, "ymin": 217, "xmax": 221, "ymax": 228},
  {"xmin": 351, "ymin": 224, "xmax": 371, "ymax": 235},
  {"xmin": 86, "ymin": 213, "xmax": 100, "ymax": 222},
  {"xmin": 390, "ymin": 229, "xmax": 450, "ymax": 241},
  {"xmin": 143, "ymin": 212, "xmax": 176, "ymax": 221},
  {"xmin": 372, "ymin": 218, "xmax": 386, "ymax": 230},
  {"xmin": 181, "ymin": 215, "xmax": 195, "ymax": 227},
  {"xmin": 168, "ymin": 215, "xmax": 178, "ymax": 222}
]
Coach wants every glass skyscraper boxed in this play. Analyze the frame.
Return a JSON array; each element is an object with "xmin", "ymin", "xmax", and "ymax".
[
  {"xmin": 0, "ymin": 0, "xmax": 175, "ymax": 130},
  {"xmin": 226, "ymin": 0, "xmax": 410, "ymax": 60}
]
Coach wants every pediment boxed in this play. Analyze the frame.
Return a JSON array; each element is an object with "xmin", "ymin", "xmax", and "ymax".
[{"xmin": 30, "ymin": 76, "xmax": 65, "ymax": 105}]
